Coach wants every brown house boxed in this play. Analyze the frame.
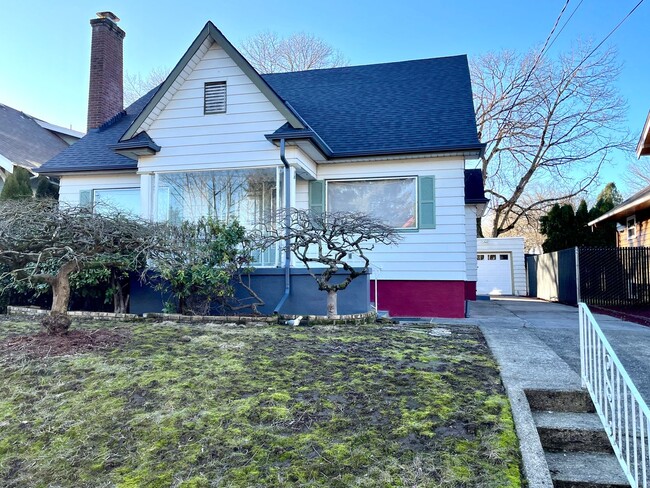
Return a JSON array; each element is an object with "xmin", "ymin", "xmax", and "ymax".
[{"xmin": 589, "ymin": 111, "xmax": 650, "ymax": 247}]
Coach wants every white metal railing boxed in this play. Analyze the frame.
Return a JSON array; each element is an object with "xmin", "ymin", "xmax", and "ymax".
[{"xmin": 579, "ymin": 302, "xmax": 650, "ymax": 487}]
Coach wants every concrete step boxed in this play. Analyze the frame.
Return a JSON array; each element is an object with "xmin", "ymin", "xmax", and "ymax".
[
  {"xmin": 546, "ymin": 452, "xmax": 629, "ymax": 488},
  {"xmin": 526, "ymin": 388, "xmax": 596, "ymax": 413},
  {"xmin": 533, "ymin": 411, "xmax": 612, "ymax": 453}
]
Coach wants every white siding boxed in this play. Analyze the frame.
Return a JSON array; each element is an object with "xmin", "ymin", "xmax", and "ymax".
[
  {"xmin": 466, "ymin": 206, "xmax": 478, "ymax": 282},
  {"xmin": 58, "ymin": 173, "xmax": 141, "ymax": 207},
  {"xmin": 297, "ymin": 157, "xmax": 467, "ymax": 281},
  {"xmin": 138, "ymin": 41, "xmax": 288, "ymax": 173},
  {"xmin": 477, "ymin": 237, "xmax": 527, "ymax": 295}
]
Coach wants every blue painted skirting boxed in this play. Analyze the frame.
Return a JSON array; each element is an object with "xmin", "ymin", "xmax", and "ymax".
[{"xmin": 129, "ymin": 268, "xmax": 371, "ymax": 316}]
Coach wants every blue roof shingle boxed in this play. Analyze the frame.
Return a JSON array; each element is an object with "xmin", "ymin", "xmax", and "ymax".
[{"xmin": 263, "ymin": 55, "xmax": 482, "ymax": 156}]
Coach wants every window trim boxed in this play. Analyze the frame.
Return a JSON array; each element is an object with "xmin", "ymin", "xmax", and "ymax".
[
  {"xmin": 204, "ymin": 81, "xmax": 227, "ymax": 115},
  {"xmin": 627, "ymin": 215, "xmax": 637, "ymax": 240},
  {"xmin": 91, "ymin": 187, "xmax": 141, "ymax": 216},
  {"xmin": 325, "ymin": 176, "xmax": 418, "ymax": 230}
]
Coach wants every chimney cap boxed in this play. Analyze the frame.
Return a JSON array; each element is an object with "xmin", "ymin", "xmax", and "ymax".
[{"xmin": 96, "ymin": 11, "xmax": 120, "ymax": 22}]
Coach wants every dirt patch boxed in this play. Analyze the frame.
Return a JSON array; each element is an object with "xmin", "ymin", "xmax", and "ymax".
[{"xmin": 0, "ymin": 328, "xmax": 130, "ymax": 358}]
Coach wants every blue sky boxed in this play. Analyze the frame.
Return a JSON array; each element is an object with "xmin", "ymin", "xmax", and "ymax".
[{"xmin": 0, "ymin": 0, "xmax": 647, "ymax": 194}]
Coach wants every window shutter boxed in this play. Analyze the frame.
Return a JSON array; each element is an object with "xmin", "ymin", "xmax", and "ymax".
[
  {"xmin": 308, "ymin": 180, "xmax": 325, "ymax": 215},
  {"xmin": 204, "ymin": 82, "xmax": 227, "ymax": 114},
  {"xmin": 418, "ymin": 176, "xmax": 436, "ymax": 229},
  {"xmin": 79, "ymin": 189, "xmax": 93, "ymax": 209}
]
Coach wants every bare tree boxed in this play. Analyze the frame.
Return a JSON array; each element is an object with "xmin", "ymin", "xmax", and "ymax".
[
  {"xmin": 240, "ymin": 31, "xmax": 349, "ymax": 74},
  {"xmin": 259, "ymin": 210, "xmax": 400, "ymax": 318},
  {"xmin": 0, "ymin": 200, "xmax": 156, "ymax": 333},
  {"xmin": 472, "ymin": 43, "xmax": 631, "ymax": 237},
  {"xmin": 123, "ymin": 66, "xmax": 169, "ymax": 106},
  {"xmin": 624, "ymin": 157, "xmax": 650, "ymax": 194}
]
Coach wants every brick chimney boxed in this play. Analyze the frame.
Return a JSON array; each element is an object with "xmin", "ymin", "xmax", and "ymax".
[{"xmin": 87, "ymin": 12, "xmax": 125, "ymax": 131}]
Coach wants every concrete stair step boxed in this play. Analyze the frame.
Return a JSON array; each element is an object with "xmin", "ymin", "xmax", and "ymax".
[
  {"xmin": 526, "ymin": 388, "xmax": 596, "ymax": 413},
  {"xmin": 533, "ymin": 411, "xmax": 612, "ymax": 453},
  {"xmin": 546, "ymin": 452, "xmax": 629, "ymax": 488}
]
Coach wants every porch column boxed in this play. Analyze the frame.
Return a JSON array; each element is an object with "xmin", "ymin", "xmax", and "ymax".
[{"xmin": 139, "ymin": 173, "xmax": 154, "ymax": 220}]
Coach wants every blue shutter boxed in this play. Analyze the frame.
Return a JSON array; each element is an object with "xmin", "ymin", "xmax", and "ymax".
[
  {"xmin": 309, "ymin": 180, "xmax": 325, "ymax": 215},
  {"xmin": 418, "ymin": 176, "xmax": 436, "ymax": 229},
  {"xmin": 79, "ymin": 190, "xmax": 93, "ymax": 209}
]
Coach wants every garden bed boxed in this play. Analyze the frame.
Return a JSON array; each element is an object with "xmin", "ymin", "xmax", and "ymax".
[{"xmin": 0, "ymin": 318, "xmax": 522, "ymax": 487}]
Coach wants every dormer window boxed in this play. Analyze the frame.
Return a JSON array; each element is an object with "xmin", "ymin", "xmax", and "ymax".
[{"xmin": 204, "ymin": 81, "xmax": 227, "ymax": 114}]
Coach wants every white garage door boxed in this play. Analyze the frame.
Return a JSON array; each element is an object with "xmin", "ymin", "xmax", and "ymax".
[{"xmin": 477, "ymin": 253, "xmax": 513, "ymax": 295}]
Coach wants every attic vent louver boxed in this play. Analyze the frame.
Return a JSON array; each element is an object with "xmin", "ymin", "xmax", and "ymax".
[{"xmin": 204, "ymin": 81, "xmax": 227, "ymax": 114}]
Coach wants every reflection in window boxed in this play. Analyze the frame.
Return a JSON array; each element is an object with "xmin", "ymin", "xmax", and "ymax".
[
  {"xmin": 155, "ymin": 168, "xmax": 279, "ymax": 266},
  {"xmin": 477, "ymin": 255, "xmax": 485, "ymax": 260},
  {"xmin": 488, "ymin": 255, "xmax": 496, "ymax": 260},
  {"xmin": 156, "ymin": 168, "xmax": 278, "ymax": 227},
  {"xmin": 500, "ymin": 254, "xmax": 509, "ymax": 260},
  {"xmin": 94, "ymin": 188, "xmax": 140, "ymax": 216},
  {"xmin": 327, "ymin": 178, "xmax": 417, "ymax": 229}
]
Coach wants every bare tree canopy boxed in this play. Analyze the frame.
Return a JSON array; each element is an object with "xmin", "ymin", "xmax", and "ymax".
[
  {"xmin": 624, "ymin": 157, "xmax": 650, "ymax": 193},
  {"xmin": 0, "ymin": 200, "xmax": 156, "ymax": 332},
  {"xmin": 123, "ymin": 66, "xmax": 169, "ymax": 106},
  {"xmin": 259, "ymin": 209, "xmax": 400, "ymax": 318},
  {"xmin": 472, "ymin": 43, "xmax": 631, "ymax": 237},
  {"xmin": 239, "ymin": 31, "xmax": 349, "ymax": 74}
]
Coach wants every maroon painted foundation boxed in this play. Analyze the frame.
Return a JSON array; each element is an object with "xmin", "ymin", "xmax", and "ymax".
[
  {"xmin": 465, "ymin": 281, "xmax": 477, "ymax": 301},
  {"xmin": 370, "ymin": 280, "xmax": 468, "ymax": 318}
]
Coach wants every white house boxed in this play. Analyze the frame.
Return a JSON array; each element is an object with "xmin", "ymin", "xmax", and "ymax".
[{"xmin": 39, "ymin": 13, "xmax": 487, "ymax": 318}]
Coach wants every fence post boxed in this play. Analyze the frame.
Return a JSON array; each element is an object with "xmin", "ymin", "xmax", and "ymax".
[{"xmin": 575, "ymin": 247, "xmax": 581, "ymax": 304}]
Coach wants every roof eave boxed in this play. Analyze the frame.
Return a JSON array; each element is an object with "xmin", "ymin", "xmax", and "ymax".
[
  {"xmin": 637, "ymin": 110, "xmax": 650, "ymax": 158},
  {"xmin": 465, "ymin": 197, "xmax": 489, "ymax": 205},
  {"xmin": 109, "ymin": 140, "xmax": 161, "ymax": 160},
  {"xmin": 38, "ymin": 165, "xmax": 138, "ymax": 176},
  {"xmin": 326, "ymin": 143, "xmax": 485, "ymax": 160},
  {"xmin": 588, "ymin": 194, "xmax": 650, "ymax": 226},
  {"xmin": 265, "ymin": 132, "xmax": 485, "ymax": 160},
  {"xmin": 121, "ymin": 22, "xmax": 304, "ymax": 142}
]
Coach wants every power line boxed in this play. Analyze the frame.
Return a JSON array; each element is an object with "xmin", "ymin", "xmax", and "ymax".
[
  {"xmin": 572, "ymin": 0, "xmax": 645, "ymax": 74},
  {"xmin": 545, "ymin": 0, "xmax": 585, "ymax": 54},
  {"xmin": 497, "ymin": 1, "xmax": 570, "ymax": 129}
]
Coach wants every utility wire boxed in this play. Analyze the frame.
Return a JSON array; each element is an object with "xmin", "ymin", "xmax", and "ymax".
[
  {"xmin": 497, "ymin": 1, "xmax": 570, "ymax": 129},
  {"xmin": 545, "ymin": 0, "xmax": 585, "ymax": 54},
  {"xmin": 571, "ymin": 0, "xmax": 645, "ymax": 74}
]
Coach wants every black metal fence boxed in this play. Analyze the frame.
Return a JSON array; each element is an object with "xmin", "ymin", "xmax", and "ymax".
[
  {"xmin": 579, "ymin": 247, "xmax": 650, "ymax": 307},
  {"xmin": 527, "ymin": 246, "xmax": 650, "ymax": 307}
]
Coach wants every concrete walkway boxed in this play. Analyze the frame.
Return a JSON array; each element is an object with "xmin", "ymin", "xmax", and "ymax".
[
  {"xmin": 469, "ymin": 296, "xmax": 650, "ymax": 487},
  {"xmin": 472, "ymin": 296, "xmax": 650, "ymax": 402}
]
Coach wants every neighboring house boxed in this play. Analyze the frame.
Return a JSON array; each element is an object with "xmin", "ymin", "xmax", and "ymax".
[
  {"xmin": 39, "ymin": 12, "xmax": 487, "ymax": 318},
  {"xmin": 589, "ymin": 111, "xmax": 650, "ymax": 247},
  {"xmin": 0, "ymin": 103, "xmax": 83, "ymax": 192}
]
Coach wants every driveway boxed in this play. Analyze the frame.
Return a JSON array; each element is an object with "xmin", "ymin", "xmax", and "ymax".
[{"xmin": 471, "ymin": 296, "xmax": 650, "ymax": 402}]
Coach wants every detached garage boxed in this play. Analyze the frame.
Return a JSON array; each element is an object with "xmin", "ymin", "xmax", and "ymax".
[{"xmin": 477, "ymin": 238, "xmax": 527, "ymax": 296}]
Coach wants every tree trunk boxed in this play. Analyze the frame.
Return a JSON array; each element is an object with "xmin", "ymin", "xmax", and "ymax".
[
  {"xmin": 112, "ymin": 271, "xmax": 129, "ymax": 314},
  {"xmin": 326, "ymin": 290, "xmax": 338, "ymax": 319},
  {"xmin": 50, "ymin": 261, "xmax": 77, "ymax": 314}
]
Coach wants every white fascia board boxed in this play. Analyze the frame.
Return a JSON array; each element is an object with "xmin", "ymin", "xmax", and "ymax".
[
  {"xmin": 0, "ymin": 154, "xmax": 14, "ymax": 173},
  {"xmin": 35, "ymin": 119, "xmax": 84, "ymax": 139},
  {"xmin": 588, "ymin": 194, "xmax": 650, "ymax": 226}
]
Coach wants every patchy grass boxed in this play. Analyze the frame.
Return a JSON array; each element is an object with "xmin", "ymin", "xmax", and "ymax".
[{"xmin": 0, "ymin": 319, "xmax": 522, "ymax": 487}]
